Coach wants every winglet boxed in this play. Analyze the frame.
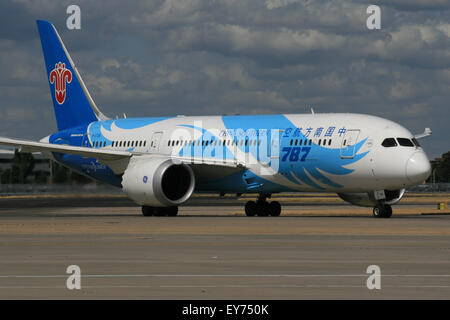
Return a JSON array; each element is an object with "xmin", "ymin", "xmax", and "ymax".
[{"xmin": 414, "ymin": 127, "xmax": 432, "ymax": 140}]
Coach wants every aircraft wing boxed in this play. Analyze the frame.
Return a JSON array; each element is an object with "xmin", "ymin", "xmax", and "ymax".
[
  {"xmin": 0, "ymin": 136, "xmax": 246, "ymax": 176},
  {"xmin": 0, "ymin": 136, "xmax": 132, "ymax": 160}
]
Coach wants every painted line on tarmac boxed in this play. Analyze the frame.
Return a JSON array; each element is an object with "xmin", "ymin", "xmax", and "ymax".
[{"xmin": 1, "ymin": 274, "xmax": 450, "ymax": 278}]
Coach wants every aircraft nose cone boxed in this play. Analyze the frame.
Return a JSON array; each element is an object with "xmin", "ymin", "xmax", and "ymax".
[{"xmin": 406, "ymin": 152, "xmax": 431, "ymax": 184}]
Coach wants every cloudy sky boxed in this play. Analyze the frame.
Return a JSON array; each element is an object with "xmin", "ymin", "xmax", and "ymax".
[{"xmin": 0, "ymin": 0, "xmax": 448, "ymax": 158}]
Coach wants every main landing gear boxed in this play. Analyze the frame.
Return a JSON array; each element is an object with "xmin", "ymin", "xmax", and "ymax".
[
  {"xmin": 372, "ymin": 204, "xmax": 392, "ymax": 218},
  {"xmin": 142, "ymin": 206, "xmax": 178, "ymax": 217},
  {"xmin": 245, "ymin": 194, "xmax": 281, "ymax": 217}
]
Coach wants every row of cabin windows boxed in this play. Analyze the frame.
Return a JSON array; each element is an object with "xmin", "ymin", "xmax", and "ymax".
[
  {"xmin": 93, "ymin": 140, "xmax": 147, "ymax": 148},
  {"xmin": 168, "ymin": 139, "xmax": 263, "ymax": 147},
  {"xmin": 167, "ymin": 138, "xmax": 334, "ymax": 148},
  {"xmin": 112, "ymin": 140, "xmax": 146, "ymax": 148},
  {"xmin": 290, "ymin": 139, "xmax": 332, "ymax": 146},
  {"xmin": 382, "ymin": 137, "xmax": 419, "ymax": 148},
  {"xmin": 93, "ymin": 141, "xmax": 107, "ymax": 148}
]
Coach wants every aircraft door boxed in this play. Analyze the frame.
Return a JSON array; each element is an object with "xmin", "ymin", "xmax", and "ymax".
[
  {"xmin": 267, "ymin": 129, "xmax": 283, "ymax": 173},
  {"xmin": 82, "ymin": 133, "xmax": 91, "ymax": 147},
  {"xmin": 150, "ymin": 132, "xmax": 162, "ymax": 153},
  {"xmin": 340, "ymin": 129, "xmax": 360, "ymax": 159}
]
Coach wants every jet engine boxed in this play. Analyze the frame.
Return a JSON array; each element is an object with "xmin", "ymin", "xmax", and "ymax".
[
  {"xmin": 122, "ymin": 157, "xmax": 195, "ymax": 207},
  {"xmin": 337, "ymin": 189, "xmax": 405, "ymax": 207}
]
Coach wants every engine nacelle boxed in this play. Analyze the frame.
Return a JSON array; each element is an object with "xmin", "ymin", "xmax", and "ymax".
[
  {"xmin": 337, "ymin": 189, "xmax": 405, "ymax": 207},
  {"xmin": 122, "ymin": 157, "xmax": 195, "ymax": 207}
]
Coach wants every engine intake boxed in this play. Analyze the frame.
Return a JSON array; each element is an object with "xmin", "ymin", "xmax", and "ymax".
[{"xmin": 122, "ymin": 157, "xmax": 195, "ymax": 207}]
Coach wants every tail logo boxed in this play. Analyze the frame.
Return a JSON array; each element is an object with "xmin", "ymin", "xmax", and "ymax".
[{"xmin": 49, "ymin": 62, "xmax": 72, "ymax": 104}]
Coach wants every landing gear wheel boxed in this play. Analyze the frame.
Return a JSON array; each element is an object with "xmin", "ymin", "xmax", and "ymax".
[
  {"xmin": 142, "ymin": 206, "xmax": 154, "ymax": 216},
  {"xmin": 269, "ymin": 201, "xmax": 281, "ymax": 216},
  {"xmin": 152, "ymin": 206, "xmax": 178, "ymax": 216},
  {"xmin": 373, "ymin": 204, "xmax": 392, "ymax": 218},
  {"xmin": 373, "ymin": 206, "xmax": 382, "ymax": 218},
  {"xmin": 167, "ymin": 206, "xmax": 178, "ymax": 216},
  {"xmin": 256, "ymin": 201, "xmax": 270, "ymax": 216},
  {"xmin": 245, "ymin": 201, "xmax": 257, "ymax": 216},
  {"xmin": 383, "ymin": 205, "xmax": 392, "ymax": 218}
]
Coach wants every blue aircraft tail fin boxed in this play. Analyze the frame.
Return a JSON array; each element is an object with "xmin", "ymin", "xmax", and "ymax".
[{"xmin": 36, "ymin": 20, "xmax": 108, "ymax": 131}]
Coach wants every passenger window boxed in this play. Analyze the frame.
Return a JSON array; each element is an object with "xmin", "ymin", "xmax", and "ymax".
[
  {"xmin": 397, "ymin": 138, "xmax": 414, "ymax": 147},
  {"xmin": 382, "ymin": 138, "xmax": 397, "ymax": 147},
  {"xmin": 328, "ymin": 139, "xmax": 332, "ymax": 146}
]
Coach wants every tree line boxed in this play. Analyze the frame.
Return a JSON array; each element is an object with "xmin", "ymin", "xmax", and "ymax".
[{"xmin": 0, "ymin": 150, "xmax": 91, "ymax": 184}]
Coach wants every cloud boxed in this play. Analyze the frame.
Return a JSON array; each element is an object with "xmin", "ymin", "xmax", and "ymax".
[{"xmin": 0, "ymin": 0, "xmax": 448, "ymax": 158}]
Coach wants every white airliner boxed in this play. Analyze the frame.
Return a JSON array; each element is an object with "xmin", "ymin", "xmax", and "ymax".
[{"xmin": 0, "ymin": 20, "xmax": 432, "ymax": 218}]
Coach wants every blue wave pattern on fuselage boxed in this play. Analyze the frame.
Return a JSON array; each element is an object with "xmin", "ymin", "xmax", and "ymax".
[
  {"xmin": 113, "ymin": 117, "xmax": 172, "ymax": 130},
  {"xmin": 174, "ymin": 115, "xmax": 369, "ymax": 190},
  {"xmin": 88, "ymin": 117, "xmax": 173, "ymax": 147},
  {"xmin": 221, "ymin": 115, "xmax": 368, "ymax": 189}
]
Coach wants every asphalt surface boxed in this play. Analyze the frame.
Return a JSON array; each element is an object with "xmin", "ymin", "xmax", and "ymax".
[{"xmin": 0, "ymin": 196, "xmax": 449, "ymax": 299}]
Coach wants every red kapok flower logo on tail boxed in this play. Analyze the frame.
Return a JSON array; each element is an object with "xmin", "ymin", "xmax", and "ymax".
[{"xmin": 49, "ymin": 62, "xmax": 72, "ymax": 104}]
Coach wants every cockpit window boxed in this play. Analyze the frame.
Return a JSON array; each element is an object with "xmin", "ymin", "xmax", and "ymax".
[
  {"xmin": 412, "ymin": 138, "xmax": 421, "ymax": 147},
  {"xmin": 397, "ymin": 138, "xmax": 414, "ymax": 147},
  {"xmin": 382, "ymin": 138, "xmax": 397, "ymax": 147}
]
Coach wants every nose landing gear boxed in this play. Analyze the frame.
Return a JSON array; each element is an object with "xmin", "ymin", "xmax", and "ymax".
[
  {"xmin": 245, "ymin": 194, "xmax": 282, "ymax": 217},
  {"xmin": 373, "ymin": 204, "xmax": 392, "ymax": 218}
]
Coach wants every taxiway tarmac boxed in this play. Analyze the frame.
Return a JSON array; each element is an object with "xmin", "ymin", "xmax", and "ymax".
[{"xmin": 0, "ymin": 197, "xmax": 449, "ymax": 299}]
